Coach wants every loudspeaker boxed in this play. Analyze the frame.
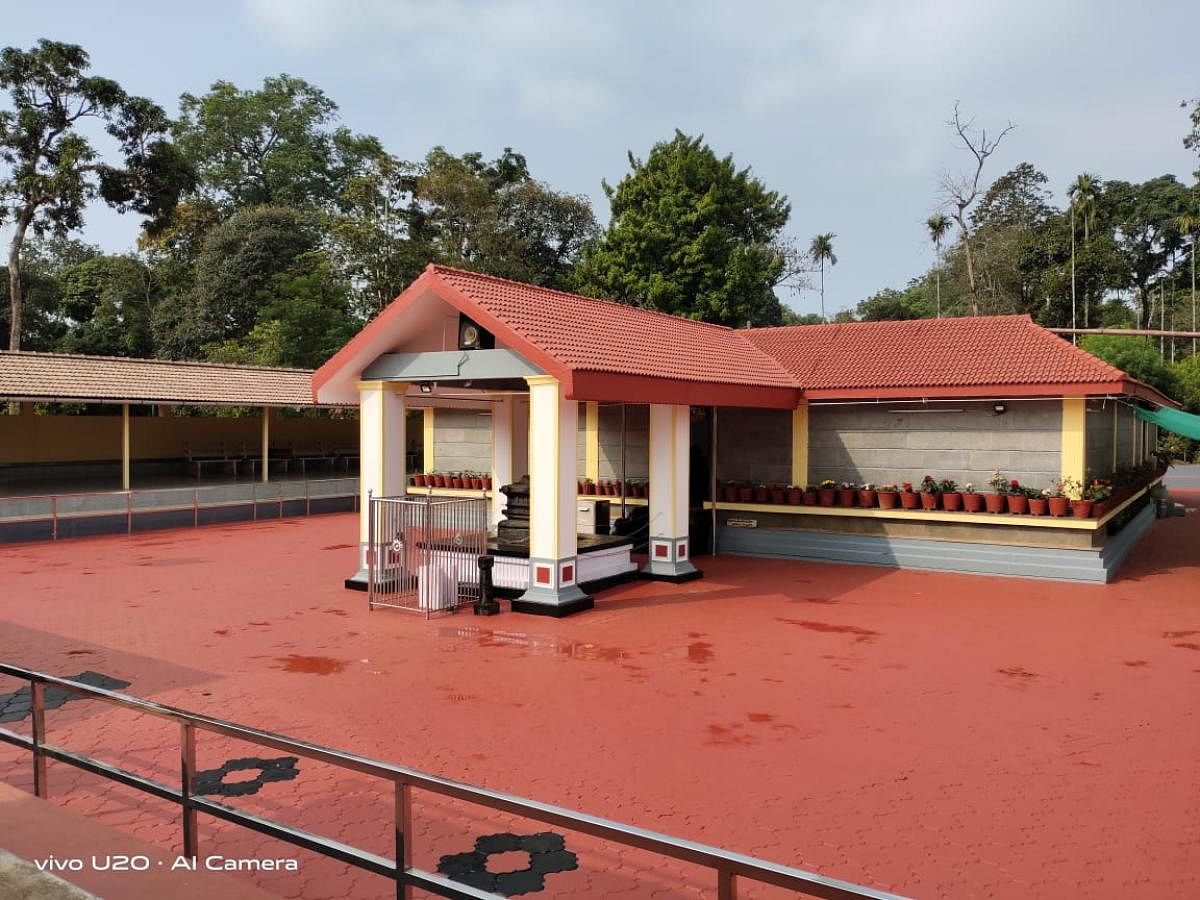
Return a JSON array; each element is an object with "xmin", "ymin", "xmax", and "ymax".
[{"xmin": 458, "ymin": 314, "xmax": 495, "ymax": 350}]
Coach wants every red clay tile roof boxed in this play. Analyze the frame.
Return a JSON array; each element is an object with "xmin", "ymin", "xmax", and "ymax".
[
  {"xmin": 745, "ymin": 316, "xmax": 1157, "ymax": 399},
  {"xmin": 432, "ymin": 265, "xmax": 796, "ymax": 389},
  {"xmin": 0, "ymin": 351, "xmax": 336, "ymax": 407}
]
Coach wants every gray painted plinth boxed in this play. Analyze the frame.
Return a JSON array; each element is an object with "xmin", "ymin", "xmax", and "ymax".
[{"xmin": 717, "ymin": 504, "xmax": 1157, "ymax": 584}]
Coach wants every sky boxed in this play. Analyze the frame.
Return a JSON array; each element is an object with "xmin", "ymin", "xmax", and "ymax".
[{"xmin": 4, "ymin": 0, "xmax": 1198, "ymax": 318}]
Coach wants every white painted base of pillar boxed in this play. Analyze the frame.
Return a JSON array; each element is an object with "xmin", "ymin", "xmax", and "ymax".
[{"xmin": 643, "ymin": 534, "xmax": 701, "ymax": 581}]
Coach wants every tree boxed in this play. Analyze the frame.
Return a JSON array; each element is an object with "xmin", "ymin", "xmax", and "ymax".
[
  {"xmin": 58, "ymin": 254, "xmax": 158, "ymax": 357},
  {"xmin": 174, "ymin": 74, "xmax": 383, "ymax": 213},
  {"xmin": 571, "ymin": 131, "xmax": 793, "ymax": 326},
  {"xmin": 1171, "ymin": 353, "xmax": 1200, "ymax": 413},
  {"xmin": 1, "ymin": 39, "xmax": 190, "ymax": 350},
  {"xmin": 1079, "ymin": 334, "xmax": 1173, "ymax": 397},
  {"xmin": 1069, "ymin": 172, "xmax": 1100, "ymax": 332},
  {"xmin": 940, "ymin": 104, "xmax": 1016, "ymax": 315},
  {"xmin": 926, "ymin": 214, "xmax": 950, "ymax": 317},
  {"xmin": 809, "ymin": 233, "xmax": 837, "ymax": 320},
  {"xmin": 1177, "ymin": 210, "xmax": 1199, "ymax": 354},
  {"xmin": 856, "ymin": 281, "xmax": 933, "ymax": 321}
]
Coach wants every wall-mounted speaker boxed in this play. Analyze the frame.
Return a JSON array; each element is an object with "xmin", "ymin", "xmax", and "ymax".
[{"xmin": 458, "ymin": 314, "xmax": 495, "ymax": 350}]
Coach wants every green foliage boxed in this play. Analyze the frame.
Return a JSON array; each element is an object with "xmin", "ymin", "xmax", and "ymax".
[
  {"xmin": 1170, "ymin": 353, "xmax": 1200, "ymax": 413},
  {"xmin": 571, "ymin": 131, "xmax": 791, "ymax": 326},
  {"xmin": 58, "ymin": 255, "xmax": 157, "ymax": 357},
  {"xmin": 856, "ymin": 282, "xmax": 934, "ymax": 321},
  {"xmin": 1079, "ymin": 334, "xmax": 1174, "ymax": 396}
]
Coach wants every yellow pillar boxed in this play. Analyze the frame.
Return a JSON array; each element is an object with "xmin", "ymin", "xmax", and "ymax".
[
  {"xmin": 261, "ymin": 407, "xmax": 270, "ymax": 483},
  {"xmin": 423, "ymin": 407, "xmax": 435, "ymax": 475},
  {"xmin": 791, "ymin": 401, "xmax": 809, "ymax": 487},
  {"xmin": 121, "ymin": 403, "xmax": 131, "ymax": 491},
  {"xmin": 357, "ymin": 381, "xmax": 409, "ymax": 543},
  {"xmin": 584, "ymin": 401, "xmax": 600, "ymax": 482},
  {"xmin": 1061, "ymin": 397, "xmax": 1086, "ymax": 487}
]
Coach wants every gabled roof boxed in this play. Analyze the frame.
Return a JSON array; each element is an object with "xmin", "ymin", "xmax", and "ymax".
[
  {"xmin": 0, "ymin": 351, "xmax": 335, "ymax": 407},
  {"xmin": 313, "ymin": 265, "xmax": 799, "ymax": 407},
  {"xmin": 746, "ymin": 316, "xmax": 1172, "ymax": 404},
  {"xmin": 313, "ymin": 266, "xmax": 1174, "ymax": 408}
]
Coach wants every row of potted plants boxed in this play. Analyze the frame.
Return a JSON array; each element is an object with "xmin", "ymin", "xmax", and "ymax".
[
  {"xmin": 718, "ymin": 468, "xmax": 1156, "ymax": 519},
  {"xmin": 410, "ymin": 471, "xmax": 493, "ymax": 490},
  {"xmin": 578, "ymin": 478, "xmax": 649, "ymax": 497}
]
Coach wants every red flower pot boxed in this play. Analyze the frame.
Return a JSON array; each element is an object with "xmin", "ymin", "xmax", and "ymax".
[
  {"xmin": 482, "ymin": 477, "xmax": 492, "ymax": 491},
  {"xmin": 1071, "ymin": 500, "xmax": 1093, "ymax": 518},
  {"xmin": 786, "ymin": 488, "xmax": 803, "ymax": 505},
  {"xmin": 878, "ymin": 491, "xmax": 898, "ymax": 509},
  {"xmin": 1048, "ymin": 497, "xmax": 1069, "ymax": 517},
  {"xmin": 920, "ymin": 492, "xmax": 939, "ymax": 510},
  {"xmin": 1006, "ymin": 494, "xmax": 1028, "ymax": 515},
  {"xmin": 1028, "ymin": 498, "xmax": 1048, "ymax": 516},
  {"xmin": 433, "ymin": 475, "xmax": 446, "ymax": 487},
  {"xmin": 984, "ymin": 494, "xmax": 1006, "ymax": 513},
  {"xmin": 900, "ymin": 492, "xmax": 920, "ymax": 509},
  {"xmin": 802, "ymin": 490, "xmax": 817, "ymax": 505},
  {"xmin": 941, "ymin": 491, "xmax": 962, "ymax": 512},
  {"xmin": 738, "ymin": 487, "xmax": 754, "ymax": 503},
  {"xmin": 1092, "ymin": 500, "xmax": 1108, "ymax": 518},
  {"xmin": 962, "ymin": 493, "xmax": 984, "ymax": 512},
  {"xmin": 818, "ymin": 489, "xmax": 836, "ymax": 507},
  {"xmin": 770, "ymin": 488, "xmax": 786, "ymax": 504},
  {"xmin": 857, "ymin": 489, "xmax": 877, "ymax": 508},
  {"xmin": 451, "ymin": 477, "xmax": 463, "ymax": 489},
  {"xmin": 753, "ymin": 486, "xmax": 769, "ymax": 503},
  {"xmin": 584, "ymin": 482, "xmax": 596, "ymax": 495},
  {"xmin": 722, "ymin": 485, "xmax": 739, "ymax": 502},
  {"xmin": 472, "ymin": 477, "xmax": 484, "ymax": 489},
  {"xmin": 837, "ymin": 488, "xmax": 857, "ymax": 507}
]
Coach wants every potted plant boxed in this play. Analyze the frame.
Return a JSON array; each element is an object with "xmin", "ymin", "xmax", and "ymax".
[
  {"xmin": 432, "ymin": 471, "xmax": 446, "ymax": 488},
  {"xmin": 751, "ymin": 482, "xmax": 768, "ymax": 503},
  {"xmin": 583, "ymin": 478, "xmax": 596, "ymax": 495},
  {"xmin": 769, "ymin": 483, "xmax": 786, "ymax": 504},
  {"xmin": 899, "ymin": 481, "xmax": 920, "ymax": 509},
  {"xmin": 835, "ymin": 481, "xmax": 856, "ymax": 507},
  {"xmin": 1006, "ymin": 479, "xmax": 1028, "ymax": 515},
  {"xmin": 818, "ymin": 479, "xmax": 837, "ymax": 506},
  {"xmin": 786, "ymin": 484, "xmax": 804, "ymax": 505},
  {"xmin": 939, "ymin": 478, "xmax": 962, "ymax": 512},
  {"xmin": 803, "ymin": 484, "xmax": 818, "ymax": 505},
  {"xmin": 738, "ymin": 482, "xmax": 754, "ymax": 503},
  {"xmin": 449, "ymin": 472, "xmax": 463, "ymax": 489},
  {"xmin": 1086, "ymin": 479, "xmax": 1112, "ymax": 517},
  {"xmin": 961, "ymin": 483, "xmax": 984, "ymax": 512},
  {"xmin": 877, "ymin": 483, "xmax": 899, "ymax": 509},
  {"xmin": 985, "ymin": 470, "xmax": 1008, "ymax": 513},
  {"xmin": 857, "ymin": 482, "xmax": 877, "ymax": 508},
  {"xmin": 721, "ymin": 481, "xmax": 739, "ymax": 502},
  {"xmin": 1027, "ymin": 487, "xmax": 1049, "ymax": 517},
  {"xmin": 1045, "ymin": 477, "xmax": 1072, "ymax": 517},
  {"xmin": 482, "ymin": 475, "xmax": 493, "ymax": 491},
  {"xmin": 918, "ymin": 475, "xmax": 940, "ymax": 510}
]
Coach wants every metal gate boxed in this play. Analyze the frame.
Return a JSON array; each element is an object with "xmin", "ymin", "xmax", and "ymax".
[{"xmin": 367, "ymin": 494, "xmax": 489, "ymax": 616}]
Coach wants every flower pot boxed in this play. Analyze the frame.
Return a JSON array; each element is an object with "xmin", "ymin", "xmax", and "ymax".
[
  {"xmin": 433, "ymin": 475, "xmax": 446, "ymax": 488},
  {"xmin": 786, "ymin": 488, "xmax": 803, "ymax": 505},
  {"xmin": 802, "ymin": 490, "xmax": 817, "ymax": 505},
  {"xmin": 941, "ymin": 491, "xmax": 962, "ymax": 512},
  {"xmin": 919, "ymin": 492, "xmax": 939, "ymax": 510},
  {"xmin": 451, "ymin": 477, "xmax": 463, "ymax": 489},
  {"xmin": 900, "ymin": 492, "xmax": 920, "ymax": 510},
  {"xmin": 471, "ymin": 477, "xmax": 483, "ymax": 489},
  {"xmin": 878, "ymin": 491, "xmax": 898, "ymax": 509},
  {"xmin": 818, "ymin": 488, "xmax": 836, "ymax": 507},
  {"xmin": 1048, "ymin": 497, "xmax": 1069, "ymax": 517},
  {"xmin": 722, "ymin": 485, "xmax": 739, "ymax": 502},
  {"xmin": 753, "ymin": 486, "xmax": 769, "ymax": 503},
  {"xmin": 410, "ymin": 475, "xmax": 420, "ymax": 486},
  {"xmin": 857, "ymin": 489, "xmax": 877, "ymax": 508},
  {"xmin": 738, "ymin": 487, "xmax": 754, "ymax": 503},
  {"xmin": 1006, "ymin": 494, "xmax": 1028, "ymax": 515},
  {"xmin": 1092, "ymin": 500, "xmax": 1108, "ymax": 518},
  {"xmin": 584, "ymin": 482, "xmax": 596, "ymax": 495},
  {"xmin": 1071, "ymin": 500, "xmax": 1093, "ymax": 518},
  {"xmin": 837, "ymin": 488, "xmax": 857, "ymax": 507},
  {"xmin": 962, "ymin": 493, "xmax": 984, "ymax": 512},
  {"xmin": 984, "ymin": 494, "xmax": 1006, "ymax": 513},
  {"xmin": 1028, "ymin": 497, "xmax": 1048, "ymax": 516},
  {"xmin": 770, "ymin": 488, "xmax": 786, "ymax": 504},
  {"xmin": 482, "ymin": 477, "xmax": 492, "ymax": 491}
]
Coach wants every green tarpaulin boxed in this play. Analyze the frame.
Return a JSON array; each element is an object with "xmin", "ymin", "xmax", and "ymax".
[{"xmin": 1135, "ymin": 405, "xmax": 1200, "ymax": 440}]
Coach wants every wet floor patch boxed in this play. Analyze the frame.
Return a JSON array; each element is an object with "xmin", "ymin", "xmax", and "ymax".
[
  {"xmin": 274, "ymin": 655, "xmax": 349, "ymax": 675},
  {"xmin": 775, "ymin": 618, "xmax": 880, "ymax": 643}
]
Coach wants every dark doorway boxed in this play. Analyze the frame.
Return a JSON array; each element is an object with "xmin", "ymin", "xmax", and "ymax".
[{"xmin": 688, "ymin": 406, "xmax": 713, "ymax": 555}]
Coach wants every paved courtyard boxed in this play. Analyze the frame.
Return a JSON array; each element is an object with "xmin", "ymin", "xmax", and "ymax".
[{"xmin": 0, "ymin": 488, "xmax": 1198, "ymax": 899}]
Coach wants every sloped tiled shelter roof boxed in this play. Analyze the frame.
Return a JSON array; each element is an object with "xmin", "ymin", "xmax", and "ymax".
[
  {"xmin": 0, "ymin": 351, "xmax": 335, "ymax": 407},
  {"xmin": 314, "ymin": 265, "xmax": 1173, "ymax": 408}
]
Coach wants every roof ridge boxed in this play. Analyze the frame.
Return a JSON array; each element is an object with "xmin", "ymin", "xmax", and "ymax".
[
  {"xmin": 428, "ymin": 263, "xmax": 740, "ymax": 334},
  {"xmin": 0, "ymin": 350, "xmax": 315, "ymax": 375}
]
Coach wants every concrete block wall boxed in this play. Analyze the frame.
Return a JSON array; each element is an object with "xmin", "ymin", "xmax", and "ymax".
[
  {"xmin": 431, "ymin": 408, "xmax": 493, "ymax": 473},
  {"xmin": 715, "ymin": 408, "xmax": 792, "ymax": 485},
  {"xmin": 598, "ymin": 403, "xmax": 649, "ymax": 480},
  {"xmin": 1085, "ymin": 401, "xmax": 1144, "ymax": 477},
  {"xmin": 807, "ymin": 400, "xmax": 1062, "ymax": 489}
]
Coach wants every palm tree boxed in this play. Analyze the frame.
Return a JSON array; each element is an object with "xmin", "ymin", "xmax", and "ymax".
[
  {"xmin": 1178, "ymin": 211, "xmax": 1199, "ymax": 355},
  {"xmin": 926, "ymin": 214, "xmax": 950, "ymax": 318},
  {"xmin": 809, "ymin": 233, "xmax": 837, "ymax": 320},
  {"xmin": 1068, "ymin": 173, "xmax": 1099, "ymax": 335}
]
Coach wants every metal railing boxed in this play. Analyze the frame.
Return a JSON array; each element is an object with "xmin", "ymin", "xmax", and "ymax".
[
  {"xmin": 0, "ymin": 664, "xmax": 905, "ymax": 900},
  {"xmin": 0, "ymin": 477, "xmax": 359, "ymax": 540}
]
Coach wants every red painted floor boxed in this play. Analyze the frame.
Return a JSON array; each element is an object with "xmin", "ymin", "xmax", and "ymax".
[{"xmin": 0, "ymin": 496, "xmax": 1198, "ymax": 899}]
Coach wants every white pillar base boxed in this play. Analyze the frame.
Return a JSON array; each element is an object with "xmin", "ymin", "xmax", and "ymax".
[
  {"xmin": 644, "ymin": 535, "xmax": 701, "ymax": 582},
  {"xmin": 513, "ymin": 555, "xmax": 594, "ymax": 616}
]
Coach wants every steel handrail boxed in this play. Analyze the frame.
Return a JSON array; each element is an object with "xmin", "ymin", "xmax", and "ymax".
[{"xmin": 0, "ymin": 663, "xmax": 905, "ymax": 900}]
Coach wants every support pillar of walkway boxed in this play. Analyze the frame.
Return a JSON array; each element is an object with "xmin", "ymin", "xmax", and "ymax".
[
  {"xmin": 347, "ymin": 381, "xmax": 408, "ymax": 589},
  {"xmin": 645, "ymin": 403, "xmax": 701, "ymax": 582},
  {"xmin": 491, "ymin": 394, "xmax": 514, "ymax": 528}
]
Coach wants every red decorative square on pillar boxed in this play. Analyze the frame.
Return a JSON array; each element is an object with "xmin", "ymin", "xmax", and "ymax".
[
  {"xmin": 654, "ymin": 543, "xmax": 668, "ymax": 558},
  {"xmin": 535, "ymin": 565, "xmax": 551, "ymax": 585},
  {"xmin": 561, "ymin": 564, "xmax": 574, "ymax": 584},
  {"xmin": 678, "ymin": 543, "xmax": 687, "ymax": 559}
]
